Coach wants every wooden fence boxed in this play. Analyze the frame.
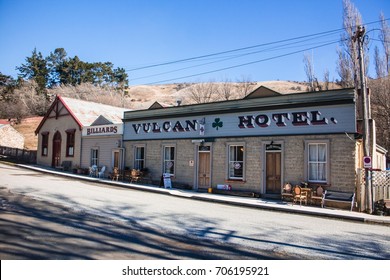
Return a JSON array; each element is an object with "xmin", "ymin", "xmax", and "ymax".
[
  {"xmin": 357, "ymin": 168, "xmax": 390, "ymax": 212},
  {"xmin": 372, "ymin": 170, "xmax": 390, "ymax": 201},
  {"xmin": 0, "ymin": 146, "xmax": 37, "ymax": 163}
]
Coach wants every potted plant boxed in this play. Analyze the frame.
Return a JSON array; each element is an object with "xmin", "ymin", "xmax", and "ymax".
[{"xmin": 76, "ymin": 165, "xmax": 84, "ymax": 174}]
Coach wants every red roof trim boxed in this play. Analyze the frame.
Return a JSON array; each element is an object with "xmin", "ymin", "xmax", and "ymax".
[
  {"xmin": 34, "ymin": 95, "xmax": 83, "ymax": 135},
  {"xmin": 57, "ymin": 96, "xmax": 83, "ymax": 130}
]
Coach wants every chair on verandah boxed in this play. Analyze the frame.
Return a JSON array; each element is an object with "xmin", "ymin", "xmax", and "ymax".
[
  {"xmin": 281, "ymin": 183, "xmax": 294, "ymax": 202},
  {"xmin": 110, "ymin": 167, "xmax": 120, "ymax": 181},
  {"xmin": 89, "ymin": 165, "xmax": 97, "ymax": 177},
  {"xmin": 293, "ymin": 185, "xmax": 308, "ymax": 206},
  {"xmin": 130, "ymin": 169, "xmax": 142, "ymax": 183},
  {"xmin": 98, "ymin": 165, "xmax": 106, "ymax": 178},
  {"xmin": 310, "ymin": 186, "xmax": 324, "ymax": 206}
]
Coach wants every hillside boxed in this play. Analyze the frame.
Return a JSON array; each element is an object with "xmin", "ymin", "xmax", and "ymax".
[
  {"xmin": 127, "ymin": 80, "xmax": 312, "ymax": 108},
  {"xmin": 48, "ymin": 80, "xmax": 325, "ymax": 109},
  {"xmin": 6, "ymin": 80, "xmax": 341, "ymax": 150},
  {"xmin": 13, "ymin": 117, "xmax": 43, "ymax": 150}
]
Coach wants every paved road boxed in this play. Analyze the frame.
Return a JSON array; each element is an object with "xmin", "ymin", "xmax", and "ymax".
[{"xmin": 1, "ymin": 163, "xmax": 389, "ymax": 259}]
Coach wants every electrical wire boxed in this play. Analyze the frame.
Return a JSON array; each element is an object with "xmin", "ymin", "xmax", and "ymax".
[
  {"xmin": 130, "ymin": 37, "xmax": 341, "ymax": 82},
  {"xmin": 144, "ymin": 40, "xmax": 341, "ymax": 85},
  {"xmin": 126, "ymin": 29, "xmax": 344, "ymax": 72},
  {"xmin": 127, "ymin": 18, "xmax": 389, "ymax": 84}
]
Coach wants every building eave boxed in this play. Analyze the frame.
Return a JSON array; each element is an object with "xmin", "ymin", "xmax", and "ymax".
[
  {"xmin": 34, "ymin": 95, "xmax": 83, "ymax": 135},
  {"xmin": 123, "ymin": 88, "xmax": 356, "ymax": 121}
]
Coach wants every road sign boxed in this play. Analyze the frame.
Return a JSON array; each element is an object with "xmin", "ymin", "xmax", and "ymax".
[{"xmin": 363, "ymin": 156, "xmax": 372, "ymax": 168}]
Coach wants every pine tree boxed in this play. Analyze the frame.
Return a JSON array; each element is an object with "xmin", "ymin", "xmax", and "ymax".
[{"xmin": 16, "ymin": 48, "xmax": 49, "ymax": 95}]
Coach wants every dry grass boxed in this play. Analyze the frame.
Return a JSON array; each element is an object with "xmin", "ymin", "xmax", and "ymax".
[
  {"xmin": 13, "ymin": 117, "xmax": 43, "ymax": 150},
  {"xmin": 7, "ymin": 81, "xmax": 341, "ymax": 151}
]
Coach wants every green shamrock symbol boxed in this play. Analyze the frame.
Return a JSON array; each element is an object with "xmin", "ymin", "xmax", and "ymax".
[{"xmin": 212, "ymin": 118, "xmax": 223, "ymax": 130}]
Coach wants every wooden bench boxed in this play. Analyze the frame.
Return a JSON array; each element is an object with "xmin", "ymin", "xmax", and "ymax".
[
  {"xmin": 322, "ymin": 190, "xmax": 355, "ymax": 211},
  {"xmin": 385, "ymin": 200, "xmax": 390, "ymax": 216},
  {"xmin": 211, "ymin": 188, "xmax": 260, "ymax": 198},
  {"xmin": 56, "ymin": 160, "xmax": 72, "ymax": 172}
]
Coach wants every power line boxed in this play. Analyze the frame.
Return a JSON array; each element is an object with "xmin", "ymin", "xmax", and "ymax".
[
  {"xmin": 125, "ymin": 17, "xmax": 389, "ymax": 73},
  {"xmin": 130, "ymin": 37, "xmax": 341, "ymax": 82},
  {"xmin": 144, "ymin": 40, "xmax": 341, "ymax": 85},
  {"xmin": 128, "ymin": 18, "xmax": 389, "ymax": 84},
  {"xmin": 126, "ymin": 29, "xmax": 344, "ymax": 72}
]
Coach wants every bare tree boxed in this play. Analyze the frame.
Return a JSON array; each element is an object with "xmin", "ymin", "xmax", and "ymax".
[
  {"xmin": 323, "ymin": 69, "xmax": 330, "ymax": 90},
  {"xmin": 380, "ymin": 12, "xmax": 390, "ymax": 74},
  {"xmin": 375, "ymin": 12, "xmax": 390, "ymax": 78},
  {"xmin": 303, "ymin": 52, "xmax": 315, "ymax": 91},
  {"xmin": 336, "ymin": 0, "xmax": 366, "ymax": 89},
  {"xmin": 217, "ymin": 78, "xmax": 234, "ymax": 101},
  {"xmin": 182, "ymin": 81, "xmax": 219, "ymax": 104},
  {"xmin": 236, "ymin": 76, "xmax": 255, "ymax": 98},
  {"xmin": 374, "ymin": 46, "xmax": 386, "ymax": 78},
  {"xmin": 369, "ymin": 77, "xmax": 390, "ymax": 153}
]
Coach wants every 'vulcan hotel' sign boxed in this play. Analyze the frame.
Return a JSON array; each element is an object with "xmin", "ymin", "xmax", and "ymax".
[{"xmin": 123, "ymin": 104, "xmax": 356, "ymax": 140}]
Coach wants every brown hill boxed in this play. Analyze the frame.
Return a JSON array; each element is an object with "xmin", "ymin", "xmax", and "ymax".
[
  {"xmin": 13, "ymin": 117, "xmax": 43, "ymax": 150},
  {"xmin": 7, "ymin": 81, "xmax": 341, "ymax": 151}
]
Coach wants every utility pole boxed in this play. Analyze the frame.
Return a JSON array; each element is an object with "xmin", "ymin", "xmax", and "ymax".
[{"xmin": 353, "ymin": 25, "xmax": 372, "ymax": 213}]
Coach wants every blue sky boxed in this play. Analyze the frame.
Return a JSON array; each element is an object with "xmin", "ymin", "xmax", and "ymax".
[{"xmin": 0, "ymin": 0, "xmax": 389, "ymax": 85}]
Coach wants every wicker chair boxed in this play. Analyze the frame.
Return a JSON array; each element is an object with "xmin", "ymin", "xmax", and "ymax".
[
  {"xmin": 111, "ymin": 167, "xmax": 120, "ymax": 181},
  {"xmin": 293, "ymin": 185, "xmax": 308, "ymax": 206},
  {"xmin": 311, "ymin": 186, "xmax": 324, "ymax": 205},
  {"xmin": 281, "ymin": 183, "xmax": 294, "ymax": 201},
  {"xmin": 130, "ymin": 169, "xmax": 142, "ymax": 183}
]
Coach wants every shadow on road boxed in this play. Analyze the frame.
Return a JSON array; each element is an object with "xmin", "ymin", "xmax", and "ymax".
[{"xmin": 0, "ymin": 188, "xmax": 282, "ymax": 260}]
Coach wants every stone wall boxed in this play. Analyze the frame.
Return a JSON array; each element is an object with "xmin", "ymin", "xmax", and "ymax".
[{"xmin": 124, "ymin": 133, "xmax": 357, "ymax": 193}]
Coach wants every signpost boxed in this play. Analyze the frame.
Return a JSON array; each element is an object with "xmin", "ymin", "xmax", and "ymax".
[
  {"xmin": 363, "ymin": 156, "xmax": 372, "ymax": 169},
  {"xmin": 163, "ymin": 173, "xmax": 172, "ymax": 189}
]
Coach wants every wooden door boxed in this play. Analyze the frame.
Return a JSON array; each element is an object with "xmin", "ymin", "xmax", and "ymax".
[
  {"xmin": 52, "ymin": 131, "xmax": 61, "ymax": 167},
  {"xmin": 113, "ymin": 151, "xmax": 119, "ymax": 168},
  {"xmin": 198, "ymin": 152, "xmax": 211, "ymax": 188},
  {"xmin": 266, "ymin": 152, "xmax": 281, "ymax": 194}
]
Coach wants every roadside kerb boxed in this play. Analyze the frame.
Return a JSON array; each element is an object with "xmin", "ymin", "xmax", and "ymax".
[{"xmin": 15, "ymin": 163, "xmax": 390, "ymax": 226}]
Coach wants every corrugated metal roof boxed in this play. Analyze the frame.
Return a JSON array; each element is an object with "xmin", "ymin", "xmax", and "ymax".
[
  {"xmin": 61, "ymin": 97, "xmax": 130, "ymax": 126},
  {"xmin": 123, "ymin": 88, "xmax": 355, "ymax": 121}
]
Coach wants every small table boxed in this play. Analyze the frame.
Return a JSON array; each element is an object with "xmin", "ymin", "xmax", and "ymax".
[
  {"xmin": 301, "ymin": 187, "xmax": 313, "ymax": 201},
  {"xmin": 123, "ymin": 170, "xmax": 132, "ymax": 182}
]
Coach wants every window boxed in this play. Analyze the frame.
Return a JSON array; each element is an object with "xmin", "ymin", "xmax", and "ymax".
[
  {"xmin": 163, "ymin": 146, "xmax": 175, "ymax": 175},
  {"xmin": 66, "ymin": 129, "xmax": 75, "ymax": 157},
  {"xmin": 228, "ymin": 144, "xmax": 244, "ymax": 179},
  {"xmin": 134, "ymin": 146, "xmax": 145, "ymax": 170},
  {"xmin": 91, "ymin": 148, "xmax": 99, "ymax": 166},
  {"xmin": 41, "ymin": 132, "xmax": 49, "ymax": 156},
  {"xmin": 307, "ymin": 142, "xmax": 328, "ymax": 183}
]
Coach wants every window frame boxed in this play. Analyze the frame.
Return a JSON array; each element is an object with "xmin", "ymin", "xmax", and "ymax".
[
  {"xmin": 66, "ymin": 129, "xmax": 76, "ymax": 157},
  {"xmin": 162, "ymin": 145, "xmax": 176, "ymax": 176},
  {"xmin": 41, "ymin": 132, "xmax": 49, "ymax": 157},
  {"xmin": 305, "ymin": 140, "xmax": 330, "ymax": 184},
  {"xmin": 227, "ymin": 143, "xmax": 245, "ymax": 180},
  {"xmin": 90, "ymin": 147, "xmax": 99, "ymax": 167},
  {"xmin": 134, "ymin": 145, "xmax": 146, "ymax": 170}
]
